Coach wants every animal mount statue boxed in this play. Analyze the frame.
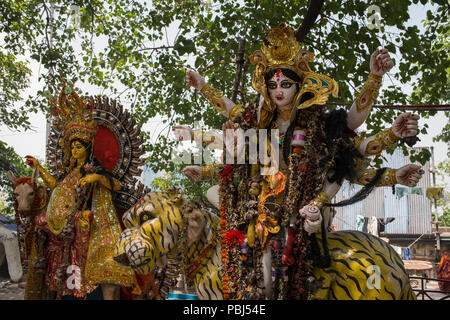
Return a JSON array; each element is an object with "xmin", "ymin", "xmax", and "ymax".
[
  {"xmin": 14, "ymin": 85, "xmax": 152, "ymax": 300},
  {"xmin": 115, "ymin": 190, "xmax": 222, "ymax": 300},
  {"xmin": 114, "ymin": 188, "xmax": 416, "ymax": 300},
  {"xmin": 8, "ymin": 168, "xmax": 49, "ymax": 298},
  {"xmin": 177, "ymin": 22, "xmax": 423, "ymax": 299}
]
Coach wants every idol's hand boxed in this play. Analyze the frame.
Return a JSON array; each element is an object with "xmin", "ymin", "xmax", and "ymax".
[
  {"xmin": 299, "ymin": 205, "xmax": 323, "ymax": 235},
  {"xmin": 370, "ymin": 48, "xmax": 394, "ymax": 77},
  {"xmin": 186, "ymin": 70, "xmax": 206, "ymax": 90},
  {"xmin": 172, "ymin": 125, "xmax": 193, "ymax": 141},
  {"xmin": 223, "ymin": 120, "xmax": 244, "ymax": 160},
  {"xmin": 79, "ymin": 173, "xmax": 101, "ymax": 187},
  {"xmin": 396, "ymin": 164, "xmax": 424, "ymax": 187},
  {"xmin": 393, "ymin": 112, "xmax": 420, "ymax": 138},
  {"xmin": 25, "ymin": 155, "xmax": 39, "ymax": 168},
  {"xmin": 182, "ymin": 166, "xmax": 202, "ymax": 182}
]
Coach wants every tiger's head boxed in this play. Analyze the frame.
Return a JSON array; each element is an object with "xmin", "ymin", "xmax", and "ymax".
[{"xmin": 114, "ymin": 188, "xmax": 208, "ymax": 275}]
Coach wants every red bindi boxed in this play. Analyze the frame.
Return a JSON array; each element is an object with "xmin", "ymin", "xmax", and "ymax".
[{"xmin": 276, "ymin": 68, "xmax": 281, "ymax": 81}]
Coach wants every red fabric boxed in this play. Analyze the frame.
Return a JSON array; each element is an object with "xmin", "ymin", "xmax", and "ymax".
[
  {"xmin": 438, "ymin": 252, "xmax": 450, "ymax": 291},
  {"xmin": 93, "ymin": 126, "xmax": 120, "ymax": 173},
  {"xmin": 119, "ymin": 272, "xmax": 153, "ymax": 300},
  {"xmin": 220, "ymin": 165, "xmax": 232, "ymax": 181},
  {"xmin": 282, "ymin": 227, "xmax": 295, "ymax": 266}
]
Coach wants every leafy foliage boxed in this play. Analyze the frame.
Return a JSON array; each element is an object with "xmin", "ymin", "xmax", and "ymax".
[
  {"xmin": 150, "ymin": 167, "xmax": 217, "ymax": 211},
  {"xmin": 0, "ymin": 140, "xmax": 33, "ymax": 218},
  {"xmin": 0, "ymin": 51, "xmax": 32, "ymax": 129},
  {"xmin": 433, "ymin": 201, "xmax": 450, "ymax": 227},
  {"xmin": 431, "ymin": 160, "xmax": 450, "ymax": 227},
  {"xmin": 0, "ymin": 0, "xmax": 448, "ymax": 175}
]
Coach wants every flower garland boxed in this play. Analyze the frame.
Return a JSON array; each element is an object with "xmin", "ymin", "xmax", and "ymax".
[
  {"xmin": 224, "ymin": 230, "xmax": 246, "ymax": 247},
  {"xmin": 218, "ymin": 102, "xmax": 359, "ymax": 300},
  {"xmin": 219, "ymin": 164, "xmax": 233, "ymax": 299}
]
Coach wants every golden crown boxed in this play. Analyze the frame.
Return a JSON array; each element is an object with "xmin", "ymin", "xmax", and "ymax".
[
  {"xmin": 50, "ymin": 83, "xmax": 97, "ymax": 144},
  {"xmin": 249, "ymin": 23, "xmax": 338, "ymax": 113}
]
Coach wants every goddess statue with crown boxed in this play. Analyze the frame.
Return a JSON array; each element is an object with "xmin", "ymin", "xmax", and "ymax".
[
  {"xmin": 23, "ymin": 85, "xmax": 141, "ymax": 299},
  {"xmin": 179, "ymin": 23, "xmax": 424, "ymax": 299}
]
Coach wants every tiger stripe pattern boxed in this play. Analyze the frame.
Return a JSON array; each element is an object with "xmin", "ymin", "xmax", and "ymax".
[
  {"xmin": 115, "ymin": 191, "xmax": 415, "ymax": 300},
  {"xmin": 114, "ymin": 190, "xmax": 223, "ymax": 300},
  {"xmin": 312, "ymin": 230, "xmax": 416, "ymax": 300}
]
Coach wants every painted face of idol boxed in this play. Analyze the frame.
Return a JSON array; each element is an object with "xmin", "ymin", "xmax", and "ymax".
[
  {"xmin": 267, "ymin": 70, "xmax": 298, "ymax": 109},
  {"xmin": 71, "ymin": 140, "xmax": 88, "ymax": 161}
]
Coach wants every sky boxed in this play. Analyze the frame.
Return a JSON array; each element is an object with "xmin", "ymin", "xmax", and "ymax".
[{"xmin": 0, "ymin": 2, "xmax": 448, "ymax": 187}]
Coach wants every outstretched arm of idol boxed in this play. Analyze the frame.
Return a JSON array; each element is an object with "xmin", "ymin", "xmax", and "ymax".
[
  {"xmin": 79, "ymin": 173, "xmax": 121, "ymax": 191},
  {"xmin": 180, "ymin": 120, "xmax": 238, "ymax": 182},
  {"xmin": 182, "ymin": 109, "xmax": 420, "ymax": 183},
  {"xmin": 298, "ymin": 111, "xmax": 423, "ymax": 234},
  {"xmin": 186, "ymin": 70, "xmax": 237, "ymax": 119},
  {"xmin": 299, "ymin": 163, "xmax": 425, "ymax": 234},
  {"xmin": 25, "ymin": 141, "xmax": 121, "ymax": 192},
  {"xmin": 172, "ymin": 124, "xmax": 224, "ymax": 149},
  {"xmin": 346, "ymin": 49, "xmax": 394, "ymax": 131},
  {"xmin": 186, "ymin": 48, "xmax": 394, "ymax": 132},
  {"xmin": 183, "ymin": 164, "xmax": 223, "ymax": 182},
  {"xmin": 355, "ymin": 112, "xmax": 419, "ymax": 156},
  {"xmin": 25, "ymin": 156, "xmax": 57, "ymax": 189}
]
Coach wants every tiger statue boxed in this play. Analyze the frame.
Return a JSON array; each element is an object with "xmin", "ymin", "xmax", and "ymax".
[
  {"xmin": 114, "ymin": 189, "xmax": 222, "ymax": 300},
  {"xmin": 114, "ymin": 189, "xmax": 415, "ymax": 300}
]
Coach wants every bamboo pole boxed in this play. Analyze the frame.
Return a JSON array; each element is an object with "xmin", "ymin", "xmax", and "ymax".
[{"xmin": 232, "ymin": 39, "xmax": 246, "ymax": 104}]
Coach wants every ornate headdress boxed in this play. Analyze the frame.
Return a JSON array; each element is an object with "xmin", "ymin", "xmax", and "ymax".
[
  {"xmin": 50, "ymin": 83, "xmax": 98, "ymax": 144},
  {"xmin": 249, "ymin": 24, "xmax": 339, "ymax": 127},
  {"xmin": 49, "ymin": 83, "xmax": 98, "ymax": 169}
]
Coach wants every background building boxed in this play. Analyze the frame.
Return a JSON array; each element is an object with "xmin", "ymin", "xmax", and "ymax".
[{"xmin": 333, "ymin": 147, "xmax": 449, "ymax": 272}]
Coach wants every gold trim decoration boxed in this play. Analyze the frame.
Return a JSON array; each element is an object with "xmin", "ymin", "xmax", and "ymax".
[
  {"xmin": 255, "ymin": 213, "xmax": 280, "ymax": 252},
  {"xmin": 355, "ymin": 73, "xmax": 382, "ymax": 112},
  {"xmin": 248, "ymin": 23, "xmax": 339, "ymax": 128},
  {"xmin": 37, "ymin": 164, "xmax": 56, "ymax": 189},
  {"xmin": 295, "ymin": 72, "xmax": 339, "ymax": 109},
  {"xmin": 51, "ymin": 84, "xmax": 98, "ymax": 144},
  {"xmin": 228, "ymin": 104, "xmax": 244, "ymax": 121},
  {"xmin": 201, "ymin": 164, "xmax": 223, "ymax": 180},
  {"xmin": 260, "ymin": 171, "xmax": 287, "ymax": 204},
  {"xmin": 379, "ymin": 169, "xmax": 398, "ymax": 186},
  {"xmin": 249, "ymin": 23, "xmax": 314, "ymax": 106},
  {"xmin": 356, "ymin": 169, "xmax": 376, "ymax": 185},
  {"xmin": 200, "ymin": 83, "xmax": 227, "ymax": 114},
  {"xmin": 365, "ymin": 127, "xmax": 399, "ymax": 156},
  {"xmin": 309, "ymin": 190, "xmax": 332, "ymax": 208},
  {"xmin": 352, "ymin": 131, "xmax": 367, "ymax": 151},
  {"xmin": 355, "ymin": 168, "xmax": 397, "ymax": 186}
]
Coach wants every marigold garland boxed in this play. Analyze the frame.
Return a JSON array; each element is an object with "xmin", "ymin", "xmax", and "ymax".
[{"xmin": 219, "ymin": 166, "xmax": 231, "ymax": 299}]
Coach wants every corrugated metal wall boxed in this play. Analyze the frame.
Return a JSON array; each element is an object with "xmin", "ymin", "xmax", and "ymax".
[
  {"xmin": 408, "ymin": 153, "xmax": 432, "ymax": 234},
  {"xmin": 334, "ymin": 147, "xmax": 432, "ymax": 234}
]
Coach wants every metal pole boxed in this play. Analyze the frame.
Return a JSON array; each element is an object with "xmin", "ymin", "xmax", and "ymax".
[{"xmin": 430, "ymin": 146, "xmax": 441, "ymax": 263}]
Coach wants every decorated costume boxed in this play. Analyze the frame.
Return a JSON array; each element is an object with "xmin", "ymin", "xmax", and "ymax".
[
  {"xmin": 113, "ymin": 23, "xmax": 422, "ymax": 301},
  {"xmin": 195, "ymin": 24, "xmax": 419, "ymax": 299},
  {"xmin": 24, "ymin": 85, "xmax": 148, "ymax": 299}
]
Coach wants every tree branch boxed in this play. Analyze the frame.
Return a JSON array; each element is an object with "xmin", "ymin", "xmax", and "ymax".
[
  {"xmin": 232, "ymin": 39, "xmax": 246, "ymax": 103},
  {"xmin": 136, "ymin": 46, "xmax": 174, "ymax": 52},
  {"xmin": 295, "ymin": 0, "xmax": 324, "ymax": 43}
]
